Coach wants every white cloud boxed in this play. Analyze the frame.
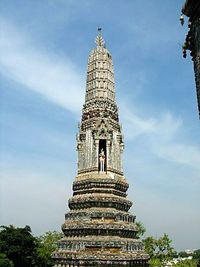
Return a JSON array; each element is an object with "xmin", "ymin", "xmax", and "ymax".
[
  {"xmin": 155, "ymin": 143, "xmax": 200, "ymax": 170},
  {"xmin": 121, "ymin": 103, "xmax": 182, "ymax": 140},
  {"xmin": 0, "ymin": 18, "xmax": 84, "ymax": 114},
  {"xmin": 121, "ymin": 104, "xmax": 200, "ymax": 171}
]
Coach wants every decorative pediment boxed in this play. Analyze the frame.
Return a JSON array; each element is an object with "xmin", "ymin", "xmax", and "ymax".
[{"xmin": 93, "ymin": 119, "xmax": 112, "ymax": 140}]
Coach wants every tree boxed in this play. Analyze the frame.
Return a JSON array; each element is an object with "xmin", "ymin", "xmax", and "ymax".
[
  {"xmin": 0, "ymin": 225, "xmax": 63, "ymax": 267},
  {"xmin": 193, "ymin": 249, "xmax": 200, "ymax": 262},
  {"xmin": 172, "ymin": 259, "xmax": 197, "ymax": 267},
  {"xmin": 144, "ymin": 233, "xmax": 174, "ymax": 266},
  {"xmin": 0, "ymin": 253, "xmax": 14, "ymax": 267},
  {"xmin": 148, "ymin": 258, "xmax": 163, "ymax": 267},
  {"xmin": 135, "ymin": 221, "xmax": 146, "ymax": 238},
  {"xmin": 0, "ymin": 225, "xmax": 37, "ymax": 267},
  {"xmin": 179, "ymin": 251, "xmax": 191, "ymax": 258},
  {"xmin": 35, "ymin": 231, "xmax": 63, "ymax": 267}
]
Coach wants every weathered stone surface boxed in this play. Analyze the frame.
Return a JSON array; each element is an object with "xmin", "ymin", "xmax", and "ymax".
[{"xmin": 52, "ymin": 31, "xmax": 149, "ymax": 266}]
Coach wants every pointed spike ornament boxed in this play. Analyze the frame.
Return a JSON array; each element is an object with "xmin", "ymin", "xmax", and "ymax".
[{"xmin": 95, "ymin": 27, "xmax": 105, "ymax": 47}]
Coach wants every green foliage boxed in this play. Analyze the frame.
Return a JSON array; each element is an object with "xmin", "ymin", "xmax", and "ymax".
[
  {"xmin": 148, "ymin": 258, "xmax": 162, "ymax": 267},
  {"xmin": 35, "ymin": 231, "xmax": 63, "ymax": 267},
  {"xmin": 193, "ymin": 249, "xmax": 200, "ymax": 261},
  {"xmin": 176, "ymin": 249, "xmax": 200, "ymax": 267},
  {"xmin": 0, "ymin": 253, "xmax": 14, "ymax": 267},
  {"xmin": 135, "ymin": 221, "xmax": 146, "ymax": 238},
  {"xmin": 143, "ymin": 236, "xmax": 156, "ymax": 258},
  {"xmin": 144, "ymin": 233, "xmax": 174, "ymax": 266},
  {"xmin": 172, "ymin": 259, "xmax": 197, "ymax": 267},
  {"xmin": 0, "ymin": 225, "xmax": 37, "ymax": 267},
  {"xmin": 179, "ymin": 251, "xmax": 191, "ymax": 258},
  {"xmin": 0, "ymin": 225, "xmax": 63, "ymax": 267}
]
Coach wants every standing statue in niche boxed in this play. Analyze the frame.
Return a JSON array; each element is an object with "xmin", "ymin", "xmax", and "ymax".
[{"xmin": 99, "ymin": 148, "xmax": 105, "ymax": 172}]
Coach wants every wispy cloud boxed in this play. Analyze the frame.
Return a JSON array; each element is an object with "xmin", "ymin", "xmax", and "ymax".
[
  {"xmin": 121, "ymin": 104, "xmax": 200, "ymax": 171},
  {"xmin": 0, "ymin": 18, "xmax": 84, "ymax": 114},
  {"xmin": 155, "ymin": 143, "xmax": 200, "ymax": 170},
  {"xmin": 121, "ymin": 103, "xmax": 182, "ymax": 140}
]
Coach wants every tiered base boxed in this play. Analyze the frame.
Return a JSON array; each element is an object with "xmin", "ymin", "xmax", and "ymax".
[{"xmin": 53, "ymin": 172, "xmax": 149, "ymax": 267}]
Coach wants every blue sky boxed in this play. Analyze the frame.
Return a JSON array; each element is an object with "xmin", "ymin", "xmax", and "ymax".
[{"xmin": 0, "ymin": 0, "xmax": 199, "ymax": 251}]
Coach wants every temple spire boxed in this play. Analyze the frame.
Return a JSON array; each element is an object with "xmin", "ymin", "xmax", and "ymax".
[
  {"xmin": 53, "ymin": 31, "xmax": 149, "ymax": 267},
  {"xmin": 95, "ymin": 27, "xmax": 105, "ymax": 47}
]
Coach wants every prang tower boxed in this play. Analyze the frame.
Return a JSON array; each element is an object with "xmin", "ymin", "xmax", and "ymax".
[{"xmin": 53, "ymin": 31, "xmax": 149, "ymax": 267}]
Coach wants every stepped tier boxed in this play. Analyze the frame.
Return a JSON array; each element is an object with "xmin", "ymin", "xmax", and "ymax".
[
  {"xmin": 69, "ymin": 173, "xmax": 132, "ymax": 212},
  {"xmin": 53, "ymin": 239, "xmax": 148, "ymax": 266},
  {"xmin": 74, "ymin": 172, "xmax": 127, "ymax": 183},
  {"xmin": 69, "ymin": 195, "xmax": 132, "ymax": 211},
  {"xmin": 73, "ymin": 177, "xmax": 128, "ymax": 197},
  {"xmin": 62, "ymin": 219, "xmax": 138, "ymax": 239},
  {"xmin": 65, "ymin": 210, "xmax": 136, "ymax": 223},
  {"xmin": 54, "ymin": 249, "xmax": 148, "ymax": 267}
]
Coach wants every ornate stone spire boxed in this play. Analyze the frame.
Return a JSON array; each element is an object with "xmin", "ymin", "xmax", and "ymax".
[
  {"xmin": 78, "ymin": 30, "xmax": 122, "ymax": 176},
  {"xmin": 53, "ymin": 32, "xmax": 149, "ymax": 267},
  {"xmin": 85, "ymin": 29, "xmax": 115, "ymax": 104}
]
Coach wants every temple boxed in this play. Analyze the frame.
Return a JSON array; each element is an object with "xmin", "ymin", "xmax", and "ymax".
[{"xmin": 53, "ymin": 30, "xmax": 149, "ymax": 267}]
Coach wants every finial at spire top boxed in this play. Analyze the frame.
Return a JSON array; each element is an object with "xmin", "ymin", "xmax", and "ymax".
[{"xmin": 95, "ymin": 27, "xmax": 105, "ymax": 47}]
